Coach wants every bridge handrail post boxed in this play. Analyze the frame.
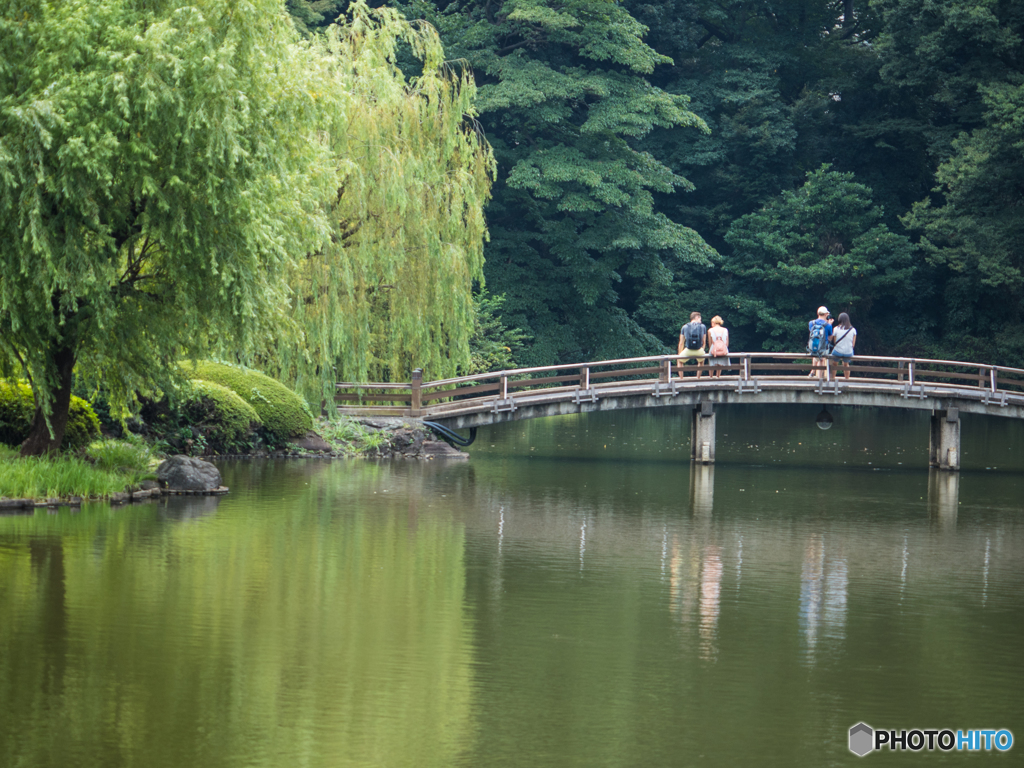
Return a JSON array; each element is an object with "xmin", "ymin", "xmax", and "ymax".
[
  {"xmin": 660, "ymin": 358, "xmax": 671, "ymax": 383},
  {"xmin": 908, "ymin": 360, "xmax": 915, "ymax": 387},
  {"xmin": 990, "ymin": 367, "xmax": 998, "ymax": 393},
  {"xmin": 580, "ymin": 366, "xmax": 590, "ymax": 390},
  {"xmin": 742, "ymin": 355, "xmax": 750, "ymax": 382},
  {"xmin": 500, "ymin": 374, "xmax": 508, "ymax": 400},
  {"xmin": 410, "ymin": 368, "xmax": 423, "ymax": 415}
]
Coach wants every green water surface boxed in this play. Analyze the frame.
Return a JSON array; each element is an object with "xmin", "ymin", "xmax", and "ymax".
[{"xmin": 1, "ymin": 405, "xmax": 1022, "ymax": 767}]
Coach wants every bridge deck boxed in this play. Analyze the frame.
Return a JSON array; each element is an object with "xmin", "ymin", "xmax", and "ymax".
[{"xmin": 333, "ymin": 353, "xmax": 1024, "ymax": 427}]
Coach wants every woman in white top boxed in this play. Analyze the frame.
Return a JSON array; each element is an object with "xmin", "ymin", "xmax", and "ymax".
[
  {"xmin": 706, "ymin": 315, "xmax": 730, "ymax": 378},
  {"xmin": 829, "ymin": 312, "xmax": 857, "ymax": 380}
]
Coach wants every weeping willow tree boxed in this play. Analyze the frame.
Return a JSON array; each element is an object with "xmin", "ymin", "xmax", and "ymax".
[
  {"xmin": 0, "ymin": 0, "xmax": 337, "ymax": 454},
  {"xmin": 268, "ymin": 2, "xmax": 496, "ymax": 404},
  {"xmin": 1, "ymin": 0, "xmax": 491, "ymax": 453}
]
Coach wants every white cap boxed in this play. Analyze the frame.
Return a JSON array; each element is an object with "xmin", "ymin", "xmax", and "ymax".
[{"xmin": 818, "ymin": 306, "xmax": 829, "ymax": 316}]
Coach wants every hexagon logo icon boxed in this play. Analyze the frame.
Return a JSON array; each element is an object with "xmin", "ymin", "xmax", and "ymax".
[{"xmin": 849, "ymin": 723, "xmax": 874, "ymax": 757}]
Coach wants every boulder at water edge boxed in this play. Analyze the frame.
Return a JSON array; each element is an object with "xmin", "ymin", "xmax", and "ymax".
[
  {"xmin": 290, "ymin": 431, "xmax": 333, "ymax": 453},
  {"xmin": 157, "ymin": 455, "xmax": 222, "ymax": 491}
]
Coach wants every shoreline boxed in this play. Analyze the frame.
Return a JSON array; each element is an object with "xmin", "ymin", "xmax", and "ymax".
[{"xmin": 0, "ymin": 418, "xmax": 466, "ymax": 508}]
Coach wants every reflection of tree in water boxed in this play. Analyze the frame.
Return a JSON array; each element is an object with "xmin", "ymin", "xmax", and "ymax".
[
  {"xmin": 28, "ymin": 538, "xmax": 67, "ymax": 698},
  {"xmin": 0, "ymin": 471, "xmax": 474, "ymax": 768}
]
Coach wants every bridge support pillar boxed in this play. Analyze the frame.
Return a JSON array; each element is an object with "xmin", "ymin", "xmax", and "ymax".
[
  {"xmin": 929, "ymin": 409, "xmax": 960, "ymax": 471},
  {"xmin": 690, "ymin": 402, "xmax": 716, "ymax": 464}
]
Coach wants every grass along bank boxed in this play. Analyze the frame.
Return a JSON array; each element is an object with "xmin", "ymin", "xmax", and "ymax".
[
  {"xmin": 0, "ymin": 418, "xmax": 458, "ymax": 504},
  {"xmin": 0, "ymin": 439, "xmax": 157, "ymax": 503}
]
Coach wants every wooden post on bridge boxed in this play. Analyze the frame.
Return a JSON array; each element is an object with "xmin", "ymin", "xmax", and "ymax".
[
  {"xmin": 690, "ymin": 401, "xmax": 716, "ymax": 464},
  {"xmin": 410, "ymin": 368, "xmax": 423, "ymax": 417},
  {"xmin": 929, "ymin": 408, "xmax": 960, "ymax": 471}
]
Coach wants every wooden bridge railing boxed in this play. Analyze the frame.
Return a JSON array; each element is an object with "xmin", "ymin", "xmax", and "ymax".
[{"xmin": 332, "ymin": 353, "xmax": 1024, "ymax": 416}]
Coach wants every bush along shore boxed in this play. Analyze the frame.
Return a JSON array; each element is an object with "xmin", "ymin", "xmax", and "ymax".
[{"xmin": 2, "ymin": 363, "xmax": 467, "ymax": 505}]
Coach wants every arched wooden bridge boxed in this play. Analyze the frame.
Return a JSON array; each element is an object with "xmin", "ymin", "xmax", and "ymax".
[{"xmin": 334, "ymin": 353, "xmax": 1024, "ymax": 471}]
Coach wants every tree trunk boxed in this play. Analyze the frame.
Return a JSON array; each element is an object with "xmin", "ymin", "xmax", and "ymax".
[{"xmin": 20, "ymin": 345, "xmax": 77, "ymax": 456}]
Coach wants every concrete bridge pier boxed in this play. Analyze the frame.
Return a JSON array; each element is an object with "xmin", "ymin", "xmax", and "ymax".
[
  {"xmin": 929, "ymin": 408, "xmax": 961, "ymax": 471},
  {"xmin": 690, "ymin": 401, "xmax": 716, "ymax": 464}
]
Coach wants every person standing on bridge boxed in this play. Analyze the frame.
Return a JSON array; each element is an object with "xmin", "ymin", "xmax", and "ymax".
[
  {"xmin": 706, "ymin": 316, "xmax": 730, "ymax": 378},
  {"xmin": 829, "ymin": 313, "xmax": 857, "ymax": 380},
  {"xmin": 678, "ymin": 311, "xmax": 707, "ymax": 378},
  {"xmin": 807, "ymin": 306, "xmax": 833, "ymax": 380}
]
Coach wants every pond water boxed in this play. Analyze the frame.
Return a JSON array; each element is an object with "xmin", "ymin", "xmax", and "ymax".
[{"xmin": 2, "ymin": 405, "xmax": 1023, "ymax": 767}]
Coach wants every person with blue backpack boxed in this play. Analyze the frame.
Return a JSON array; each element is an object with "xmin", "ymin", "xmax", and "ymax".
[
  {"xmin": 807, "ymin": 306, "xmax": 833, "ymax": 380},
  {"xmin": 678, "ymin": 311, "xmax": 708, "ymax": 378}
]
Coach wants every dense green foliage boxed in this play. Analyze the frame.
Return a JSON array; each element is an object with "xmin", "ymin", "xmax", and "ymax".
[
  {"xmin": 186, "ymin": 362, "xmax": 312, "ymax": 440},
  {"xmin": 464, "ymin": 291, "xmax": 530, "ymax": 374},
  {"xmin": 369, "ymin": 0, "xmax": 1023, "ymax": 368},
  {"xmin": 0, "ymin": 382, "xmax": 100, "ymax": 451},
  {"xmin": 180, "ymin": 381, "xmax": 263, "ymax": 452},
  {"xmin": 903, "ymin": 75, "xmax": 1024, "ymax": 363},
  {"xmin": 397, "ymin": 0, "xmax": 716, "ymax": 364},
  {"xmin": 639, "ymin": 166, "xmax": 919, "ymax": 352}
]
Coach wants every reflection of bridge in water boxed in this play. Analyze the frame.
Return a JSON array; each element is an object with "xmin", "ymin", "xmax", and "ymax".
[{"xmin": 337, "ymin": 353, "xmax": 1024, "ymax": 471}]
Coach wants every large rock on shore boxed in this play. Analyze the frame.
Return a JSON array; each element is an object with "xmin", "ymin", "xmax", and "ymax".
[
  {"xmin": 290, "ymin": 431, "xmax": 332, "ymax": 453},
  {"xmin": 157, "ymin": 455, "xmax": 222, "ymax": 491}
]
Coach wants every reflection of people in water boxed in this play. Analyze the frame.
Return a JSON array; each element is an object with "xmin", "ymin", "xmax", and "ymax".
[
  {"xmin": 699, "ymin": 545, "xmax": 722, "ymax": 660},
  {"xmin": 824, "ymin": 557, "xmax": 848, "ymax": 639},
  {"xmin": 800, "ymin": 535, "xmax": 824, "ymax": 648},
  {"xmin": 669, "ymin": 538, "xmax": 723, "ymax": 660},
  {"xmin": 668, "ymin": 536, "xmax": 699, "ymax": 622},
  {"xmin": 799, "ymin": 534, "xmax": 848, "ymax": 657}
]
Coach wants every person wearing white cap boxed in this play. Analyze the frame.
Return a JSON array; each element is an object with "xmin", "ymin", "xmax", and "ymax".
[{"xmin": 807, "ymin": 306, "xmax": 833, "ymax": 380}]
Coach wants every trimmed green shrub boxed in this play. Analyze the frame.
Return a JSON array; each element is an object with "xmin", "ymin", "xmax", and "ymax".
[
  {"xmin": 185, "ymin": 361, "xmax": 313, "ymax": 440},
  {"xmin": 0, "ymin": 380, "xmax": 101, "ymax": 451},
  {"xmin": 180, "ymin": 380, "xmax": 262, "ymax": 452}
]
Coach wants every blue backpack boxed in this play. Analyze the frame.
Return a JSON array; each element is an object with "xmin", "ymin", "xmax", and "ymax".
[{"xmin": 808, "ymin": 321, "xmax": 829, "ymax": 355}]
